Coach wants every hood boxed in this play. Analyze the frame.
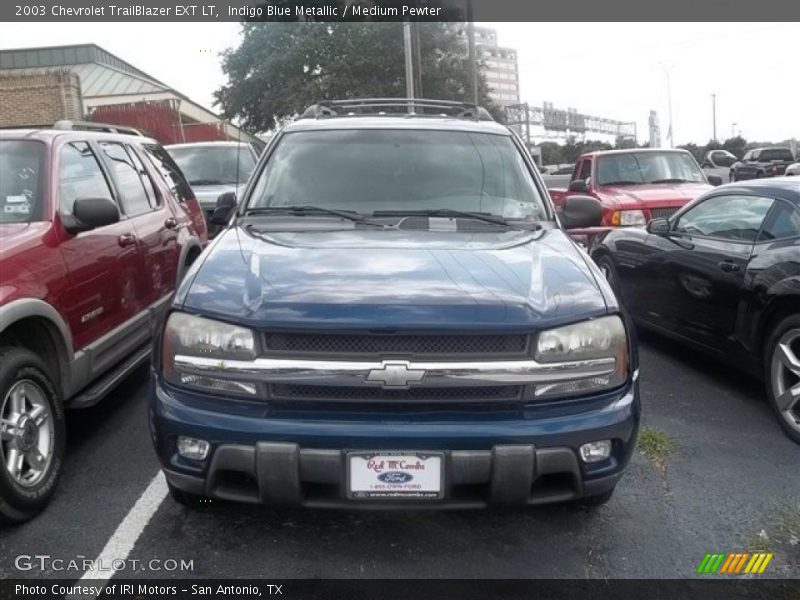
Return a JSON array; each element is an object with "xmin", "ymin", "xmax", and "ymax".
[
  {"xmin": 179, "ymin": 225, "xmax": 611, "ymax": 331},
  {"xmin": 192, "ymin": 183, "xmax": 247, "ymax": 209},
  {"xmin": 596, "ymin": 182, "xmax": 711, "ymax": 210}
]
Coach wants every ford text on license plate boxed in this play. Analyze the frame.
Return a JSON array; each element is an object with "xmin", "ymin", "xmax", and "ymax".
[{"xmin": 347, "ymin": 452, "xmax": 444, "ymax": 499}]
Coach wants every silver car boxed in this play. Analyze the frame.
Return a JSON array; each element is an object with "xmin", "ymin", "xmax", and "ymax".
[
  {"xmin": 165, "ymin": 141, "xmax": 260, "ymax": 233},
  {"xmin": 786, "ymin": 161, "xmax": 800, "ymax": 176}
]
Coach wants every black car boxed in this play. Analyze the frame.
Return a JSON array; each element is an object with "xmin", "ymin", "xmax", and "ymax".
[
  {"xmin": 730, "ymin": 147, "xmax": 796, "ymax": 181},
  {"xmin": 591, "ymin": 179, "xmax": 800, "ymax": 443}
]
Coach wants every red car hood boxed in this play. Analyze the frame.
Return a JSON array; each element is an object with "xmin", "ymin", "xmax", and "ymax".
[{"xmin": 596, "ymin": 182, "xmax": 712, "ymax": 210}]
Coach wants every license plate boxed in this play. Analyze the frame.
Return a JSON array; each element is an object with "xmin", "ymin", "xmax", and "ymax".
[{"xmin": 347, "ymin": 452, "xmax": 444, "ymax": 499}]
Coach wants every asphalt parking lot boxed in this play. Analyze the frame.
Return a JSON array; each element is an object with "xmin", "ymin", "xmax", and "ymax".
[{"xmin": 1, "ymin": 332, "xmax": 798, "ymax": 581}]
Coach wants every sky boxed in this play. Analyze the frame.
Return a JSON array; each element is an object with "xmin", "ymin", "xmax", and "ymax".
[{"xmin": 0, "ymin": 21, "xmax": 797, "ymax": 145}]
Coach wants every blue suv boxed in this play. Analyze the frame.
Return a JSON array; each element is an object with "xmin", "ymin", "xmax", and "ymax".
[{"xmin": 150, "ymin": 99, "xmax": 640, "ymax": 509}]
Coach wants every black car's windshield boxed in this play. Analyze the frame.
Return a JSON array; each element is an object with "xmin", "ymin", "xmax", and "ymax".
[
  {"xmin": 167, "ymin": 144, "xmax": 256, "ymax": 186},
  {"xmin": 0, "ymin": 139, "xmax": 46, "ymax": 224},
  {"xmin": 760, "ymin": 148, "xmax": 794, "ymax": 162},
  {"xmin": 246, "ymin": 129, "xmax": 548, "ymax": 221},
  {"xmin": 596, "ymin": 152, "xmax": 705, "ymax": 186}
]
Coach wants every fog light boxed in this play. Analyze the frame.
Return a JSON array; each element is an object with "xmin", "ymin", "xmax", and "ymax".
[
  {"xmin": 177, "ymin": 436, "xmax": 210, "ymax": 460},
  {"xmin": 579, "ymin": 440, "xmax": 612, "ymax": 463}
]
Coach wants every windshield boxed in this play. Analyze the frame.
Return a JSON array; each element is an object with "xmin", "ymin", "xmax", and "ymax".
[
  {"xmin": 167, "ymin": 145, "xmax": 255, "ymax": 186},
  {"xmin": 760, "ymin": 148, "xmax": 794, "ymax": 162},
  {"xmin": 0, "ymin": 140, "xmax": 46, "ymax": 224},
  {"xmin": 247, "ymin": 129, "xmax": 548, "ymax": 221},
  {"xmin": 596, "ymin": 152, "xmax": 705, "ymax": 186}
]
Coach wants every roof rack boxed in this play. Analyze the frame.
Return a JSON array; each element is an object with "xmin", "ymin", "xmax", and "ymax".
[
  {"xmin": 53, "ymin": 120, "xmax": 144, "ymax": 136},
  {"xmin": 300, "ymin": 98, "xmax": 495, "ymax": 122}
]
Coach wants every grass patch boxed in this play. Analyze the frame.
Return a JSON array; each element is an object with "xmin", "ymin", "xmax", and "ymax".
[
  {"xmin": 746, "ymin": 501, "xmax": 800, "ymax": 554},
  {"xmin": 638, "ymin": 428, "xmax": 676, "ymax": 474}
]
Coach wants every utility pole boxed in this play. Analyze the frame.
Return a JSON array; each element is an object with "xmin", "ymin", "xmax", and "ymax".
[
  {"xmin": 659, "ymin": 63, "xmax": 673, "ymax": 147},
  {"xmin": 711, "ymin": 93, "xmax": 717, "ymax": 141},
  {"xmin": 466, "ymin": 0, "xmax": 478, "ymax": 104},
  {"xmin": 403, "ymin": 21, "xmax": 414, "ymax": 102},
  {"xmin": 731, "ymin": 122, "xmax": 737, "ymax": 138},
  {"xmin": 412, "ymin": 21, "xmax": 423, "ymax": 98}
]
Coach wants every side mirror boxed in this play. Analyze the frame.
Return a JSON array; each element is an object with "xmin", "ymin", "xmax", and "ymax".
[
  {"xmin": 210, "ymin": 192, "xmax": 237, "ymax": 226},
  {"xmin": 559, "ymin": 195, "xmax": 603, "ymax": 229},
  {"xmin": 707, "ymin": 175, "xmax": 723, "ymax": 187},
  {"xmin": 66, "ymin": 197, "xmax": 120, "ymax": 234},
  {"xmin": 568, "ymin": 179, "xmax": 588, "ymax": 193},
  {"xmin": 646, "ymin": 218, "xmax": 670, "ymax": 235}
]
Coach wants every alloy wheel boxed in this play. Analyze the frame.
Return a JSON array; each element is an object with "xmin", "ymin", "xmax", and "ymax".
[
  {"xmin": 771, "ymin": 328, "xmax": 800, "ymax": 434},
  {"xmin": 0, "ymin": 380, "xmax": 54, "ymax": 487}
]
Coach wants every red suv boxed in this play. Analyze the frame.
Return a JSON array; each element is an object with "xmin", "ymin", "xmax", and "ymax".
[
  {"xmin": 0, "ymin": 122, "xmax": 207, "ymax": 523},
  {"xmin": 550, "ymin": 148, "xmax": 720, "ymax": 227}
]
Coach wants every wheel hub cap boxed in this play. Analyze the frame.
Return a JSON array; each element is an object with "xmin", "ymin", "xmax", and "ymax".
[
  {"xmin": 771, "ymin": 328, "xmax": 800, "ymax": 433},
  {"xmin": 1, "ymin": 380, "xmax": 54, "ymax": 487}
]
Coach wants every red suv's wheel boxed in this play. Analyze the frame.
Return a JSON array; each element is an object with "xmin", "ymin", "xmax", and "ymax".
[{"xmin": 0, "ymin": 347, "xmax": 66, "ymax": 524}]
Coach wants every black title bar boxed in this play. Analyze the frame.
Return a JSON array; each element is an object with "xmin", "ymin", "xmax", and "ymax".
[
  {"xmin": 2, "ymin": 579, "xmax": 800, "ymax": 600},
  {"xmin": 3, "ymin": 0, "xmax": 800, "ymax": 22}
]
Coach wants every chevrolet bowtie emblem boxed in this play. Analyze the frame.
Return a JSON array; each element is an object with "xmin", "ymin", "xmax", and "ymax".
[{"xmin": 366, "ymin": 362, "xmax": 426, "ymax": 388}]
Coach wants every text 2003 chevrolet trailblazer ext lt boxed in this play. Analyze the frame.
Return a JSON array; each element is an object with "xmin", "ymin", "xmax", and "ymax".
[{"xmin": 151, "ymin": 99, "xmax": 640, "ymax": 509}]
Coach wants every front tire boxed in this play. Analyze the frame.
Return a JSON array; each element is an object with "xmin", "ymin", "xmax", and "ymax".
[
  {"xmin": 595, "ymin": 254, "xmax": 620, "ymax": 296},
  {"xmin": 0, "ymin": 347, "xmax": 65, "ymax": 524},
  {"xmin": 765, "ymin": 316, "xmax": 800, "ymax": 445}
]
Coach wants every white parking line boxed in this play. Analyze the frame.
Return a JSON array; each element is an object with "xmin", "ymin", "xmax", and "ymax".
[{"xmin": 70, "ymin": 471, "xmax": 168, "ymax": 598}]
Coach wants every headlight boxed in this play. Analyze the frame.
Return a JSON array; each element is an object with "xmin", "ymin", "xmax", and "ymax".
[
  {"xmin": 162, "ymin": 312, "xmax": 258, "ymax": 397},
  {"xmin": 612, "ymin": 210, "xmax": 647, "ymax": 227},
  {"xmin": 534, "ymin": 316, "xmax": 629, "ymax": 398}
]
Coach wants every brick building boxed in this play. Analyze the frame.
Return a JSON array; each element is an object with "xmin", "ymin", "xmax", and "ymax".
[
  {"xmin": 0, "ymin": 70, "xmax": 82, "ymax": 127},
  {"xmin": 0, "ymin": 44, "xmax": 258, "ymax": 145}
]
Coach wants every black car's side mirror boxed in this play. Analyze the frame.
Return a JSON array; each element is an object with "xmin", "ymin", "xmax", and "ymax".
[
  {"xmin": 568, "ymin": 179, "xmax": 588, "ymax": 193},
  {"xmin": 210, "ymin": 192, "xmax": 237, "ymax": 226},
  {"xmin": 559, "ymin": 195, "xmax": 603, "ymax": 229},
  {"xmin": 647, "ymin": 218, "xmax": 670, "ymax": 235},
  {"xmin": 707, "ymin": 175, "xmax": 723, "ymax": 186},
  {"xmin": 65, "ymin": 197, "xmax": 120, "ymax": 234}
]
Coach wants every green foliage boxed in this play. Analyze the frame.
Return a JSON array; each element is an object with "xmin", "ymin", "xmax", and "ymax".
[
  {"xmin": 215, "ymin": 22, "xmax": 498, "ymax": 132},
  {"xmin": 539, "ymin": 142, "xmax": 564, "ymax": 166},
  {"xmin": 560, "ymin": 137, "xmax": 613, "ymax": 164},
  {"xmin": 638, "ymin": 428, "xmax": 676, "ymax": 460}
]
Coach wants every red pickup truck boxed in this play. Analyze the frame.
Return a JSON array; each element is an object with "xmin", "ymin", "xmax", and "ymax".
[
  {"xmin": 0, "ymin": 123, "xmax": 207, "ymax": 523},
  {"xmin": 549, "ymin": 148, "xmax": 721, "ymax": 227}
]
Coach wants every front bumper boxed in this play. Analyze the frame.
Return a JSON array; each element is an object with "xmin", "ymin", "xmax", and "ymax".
[{"xmin": 151, "ymin": 376, "xmax": 640, "ymax": 509}]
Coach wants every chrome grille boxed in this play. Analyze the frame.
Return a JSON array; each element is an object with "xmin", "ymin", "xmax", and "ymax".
[
  {"xmin": 263, "ymin": 333, "xmax": 529, "ymax": 358},
  {"xmin": 650, "ymin": 207, "xmax": 679, "ymax": 220},
  {"xmin": 270, "ymin": 384, "xmax": 523, "ymax": 402}
]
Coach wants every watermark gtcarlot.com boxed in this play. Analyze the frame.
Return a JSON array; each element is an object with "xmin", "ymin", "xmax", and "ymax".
[{"xmin": 15, "ymin": 554, "xmax": 195, "ymax": 573}]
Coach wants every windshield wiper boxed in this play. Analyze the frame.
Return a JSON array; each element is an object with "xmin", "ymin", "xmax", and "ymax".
[
  {"xmin": 372, "ymin": 208, "xmax": 535, "ymax": 230},
  {"xmin": 244, "ymin": 205, "xmax": 383, "ymax": 226},
  {"xmin": 649, "ymin": 178, "xmax": 694, "ymax": 184},
  {"xmin": 188, "ymin": 179, "xmax": 226, "ymax": 186},
  {"xmin": 599, "ymin": 180, "xmax": 643, "ymax": 186}
]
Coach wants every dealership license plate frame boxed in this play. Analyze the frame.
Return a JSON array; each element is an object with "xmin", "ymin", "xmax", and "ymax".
[{"xmin": 346, "ymin": 451, "xmax": 445, "ymax": 500}]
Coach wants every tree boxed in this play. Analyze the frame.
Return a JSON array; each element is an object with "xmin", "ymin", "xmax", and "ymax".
[
  {"xmin": 722, "ymin": 136, "xmax": 747, "ymax": 159},
  {"xmin": 215, "ymin": 22, "xmax": 498, "ymax": 132},
  {"xmin": 539, "ymin": 142, "xmax": 563, "ymax": 166}
]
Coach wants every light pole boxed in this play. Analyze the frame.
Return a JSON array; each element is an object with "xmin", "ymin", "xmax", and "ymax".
[
  {"xmin": 658, "ymin": 63, "xmax": 674, "ymax": 147},
  {"xmin": 731, "ymin": 122, "xmax": 737, "ymax": 138},
  {"xmin": 403, "ymin": 21, "xmax": 414, "ymax": 101},
  {"xmin": 466, "ymin": 0, "xmax": 478, "ymax": 104},
  {"xmin": 711, "ymin": 93, "xmax": 717, "ymax": 141}
]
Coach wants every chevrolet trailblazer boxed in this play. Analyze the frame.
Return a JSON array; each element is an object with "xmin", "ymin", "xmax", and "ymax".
[{"xmin": 150, "ymin": 99, "xmax": 640, "ymax": 510}]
